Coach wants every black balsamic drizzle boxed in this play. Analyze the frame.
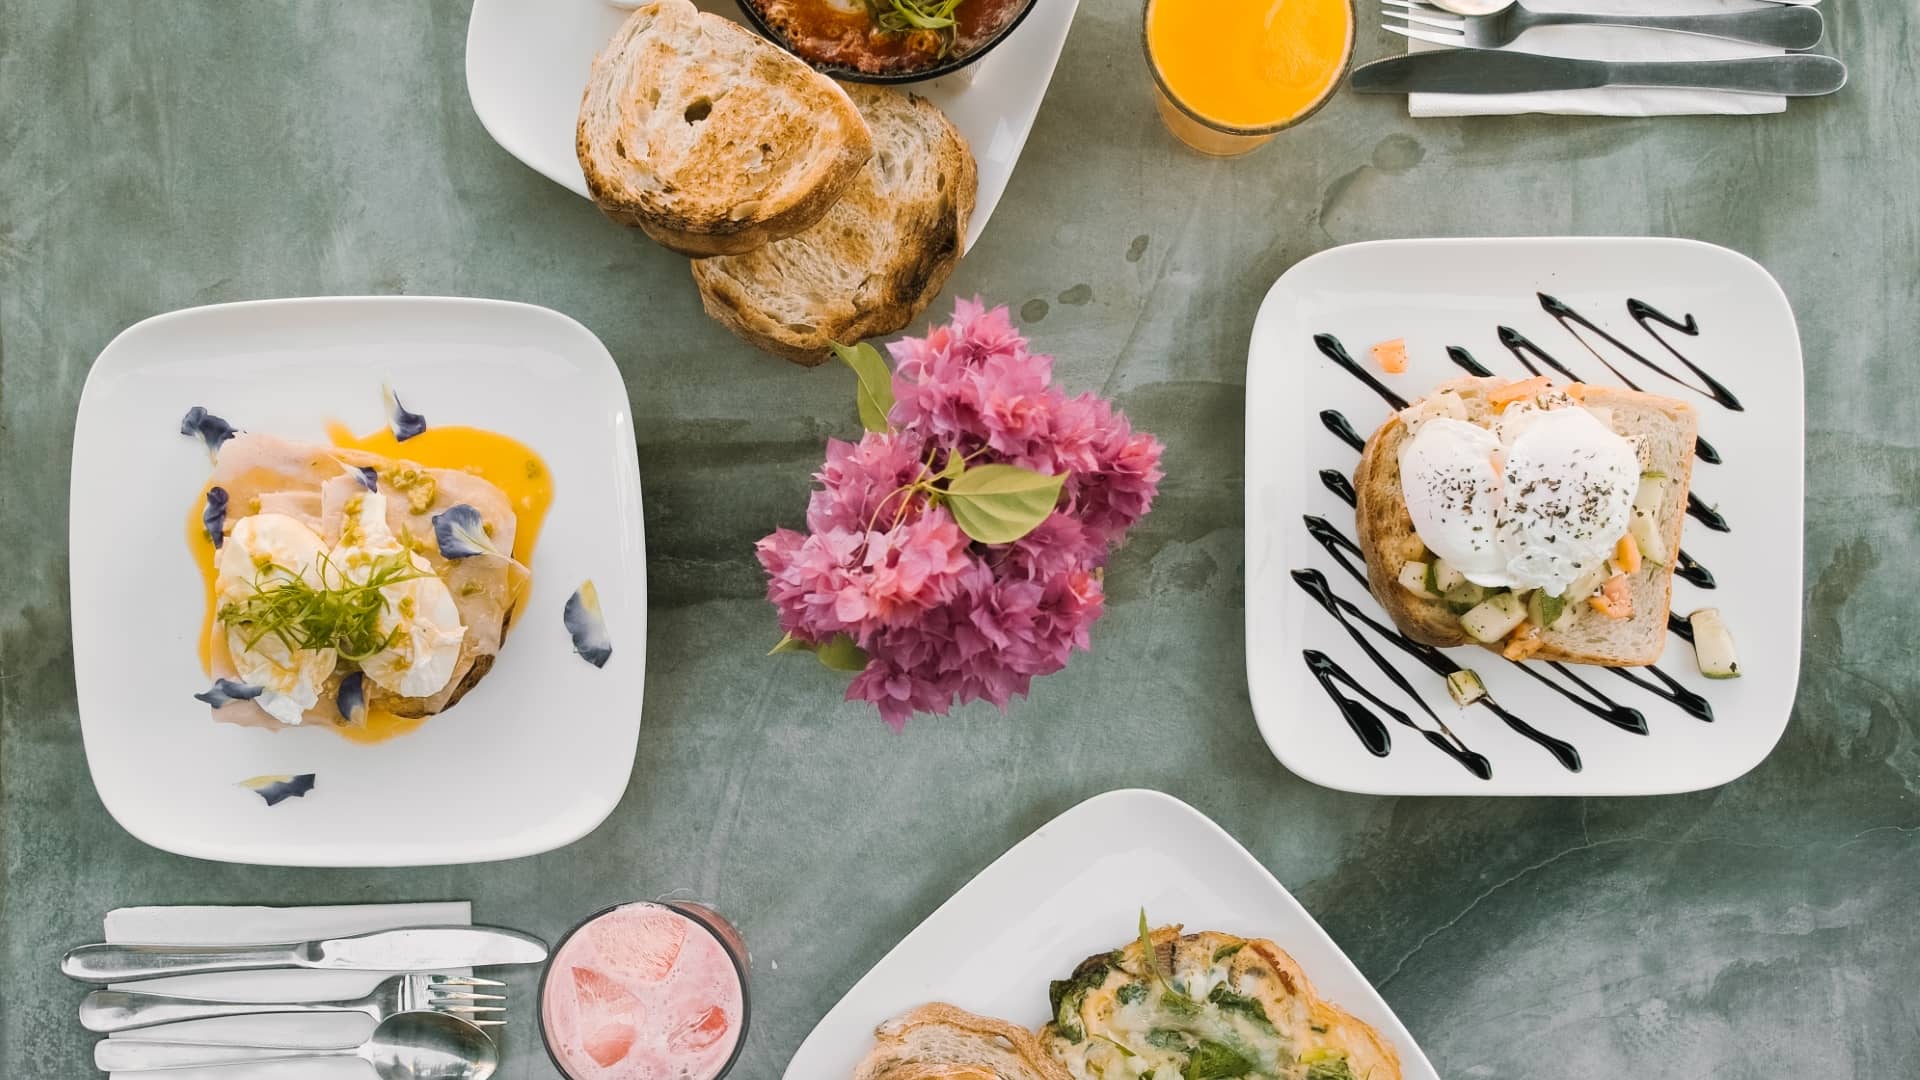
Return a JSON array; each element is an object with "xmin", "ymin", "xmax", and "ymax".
[
  {"xmin": 1299, "ymin": 519, "xmax": 1583, "ymax": 771},
  {"xmin": 1304, "ymin": 651, "xmax": 1493, "ymax": 778},
  {"xmin": 1320, "ymin": 469, "xmax": 1357, "ymax": 507},
  {"xmin": 1668, "ymin": 611, "xmax": 1695, "ymax": 642},
  {"xmin": 1608, "ymin": 664, "xmax": 1714, "ymax": 722},
  {"xmin": 1302, "ymin": 650, "xmax": 1393, "ymax": 757},
  {"xmin": 1320, "ymin": 409, "xmax": 1367, "ymax": 452},
  {"xmin": 1687, "ymin": 494, "xmax": 1731, "ymax": 533},
  {"xmin": 1500, "ymin": 322, "xmax": 1722, "ymax": 464},
  {"xmin": 1307, "ymin": 514, "xmax": 1645, "ymax": 737},
  {"xmin": 1674, "ymin": 549, "xmax": 1716, "ymax": 589},
  {"xmin": 1547, "ymin": 294, "xmax": 1746, "ymax": 411},
  {"xmin": 1447, "ymin": 346, "xmax": 1494, "ymax": 377},
  {"xmin": 1314, "ymin": 333, "xmax": 1409, "ymax": 410}
]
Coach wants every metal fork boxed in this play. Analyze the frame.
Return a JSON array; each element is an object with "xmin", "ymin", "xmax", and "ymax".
[
  {"xmin": 77, "ymin": 972, "xmax": 506, "ymax": 1033},
  {"xmin": 1382, "ymin": 0, "xmax": 1825, "ymax": 51}
]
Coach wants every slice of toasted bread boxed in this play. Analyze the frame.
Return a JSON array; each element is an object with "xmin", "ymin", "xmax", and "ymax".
[
  {"xmin": 1043, "ymin": 926, "xmax": 1402, "ymax": 1080},
  {"xmin": 854, "ymin": 1004, "xmax": 1073, "ymax": 1080},
  {"xmin": 690, "ymin": 84, "xmax": 976, "ymax": 365},
  {"xmin": 1354, "ymin": 377, "xmax": 1698, "ymax": 665},
  {"xmin": 576, "ymin": 0, "xmax": 873, "ymax": 257}
]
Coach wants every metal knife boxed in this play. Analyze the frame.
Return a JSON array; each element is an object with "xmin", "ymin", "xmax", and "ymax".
[
  {"xmin": 60, "ymin": 925, "xmax": 549, "ymax": 983},
  {"xmin": 1351, "ymin": 50, "xmax": 1847, "ymax": 97}
]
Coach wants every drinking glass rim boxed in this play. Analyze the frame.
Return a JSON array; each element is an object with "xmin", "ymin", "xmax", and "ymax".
[
  {"xmin": 1142, "ymin": 0, "xmax": 1357, "ymax": 138},
  {"xmin": 537, "ymin": 899, "xmax": 753, "ymax": 1080}
]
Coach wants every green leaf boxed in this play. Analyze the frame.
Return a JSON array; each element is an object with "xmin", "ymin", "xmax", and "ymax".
[
  {"xmin": 1116, "ymin": 981, "xmax": 1149, "ymax": 1005},
  {"xmin": 768, "ymin": 633, "xmax": 813, "ymax": 656},
  {"xmin": 770, "ymin": 632, "xmax": 868, "ymax": 673},
  {"xmin": 944, "ymin": 464, "xmax": 1065, "ymax": 544},
  {"xmin": 831, "ymin": 341, "xmax": 896, "ymax": 434},
  {"xmin": 814, "ymin": 633, "xmax": 870, "ymax": 672},
  {"xmin": 1184, "ymin": 1040, "xmax": 1255, "ymax": 1080},
  {"xmin": 939, "ymin": 449, "xmax": 966, "ymax": 482}
]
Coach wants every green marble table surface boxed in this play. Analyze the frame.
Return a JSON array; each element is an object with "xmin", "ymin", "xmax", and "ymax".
[{"xmin": 4, "ymin": 2, "xmax": 1915, "ymax": 1077}]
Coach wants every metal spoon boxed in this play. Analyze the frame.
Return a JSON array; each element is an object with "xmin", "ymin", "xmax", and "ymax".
[{"xmin": 93, "ymin": 1010, "xmax": 497, "ymax": 1078}]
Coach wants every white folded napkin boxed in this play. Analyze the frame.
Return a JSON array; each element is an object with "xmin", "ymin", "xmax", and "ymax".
[
  {"xmin": 101, "ymin": 902, "xmax": 471, "ymax": 1080},
  {"xmin": 1408, "ymin": 0, "xmax": 1807, "ymax": 118}
]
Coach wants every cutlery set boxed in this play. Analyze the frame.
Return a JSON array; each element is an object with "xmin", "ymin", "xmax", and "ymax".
[
  {"xmin": 1355, "ymin": 0, "xmax": 1848, "ymax": 98},
  {"xmin": 60, "ymin": 925, "xmax": 548, "ymax": 1077}
]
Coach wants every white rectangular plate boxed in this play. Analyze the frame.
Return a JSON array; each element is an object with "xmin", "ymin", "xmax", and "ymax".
[
  {"xmin": 71, "ymin": 296, "xmax": 647, "ymax": 866},
  {"xmin": 464, "ymin": 0, "xmax": 1079, "ymax": 252},
  {"xmin": 784, "ymin": 789, "xmax": 1438, "ymax": 1080},
  {"xmin": 1245, "ymin": 237, "xmax": 1804, "ymax": 796}
]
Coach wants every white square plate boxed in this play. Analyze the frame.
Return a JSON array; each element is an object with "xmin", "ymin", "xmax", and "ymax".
[
  {"xmin": 784, "ymin": 789, "xmax": 1438, "ymax": 1080},
  {"xmin": 1245, "ymin": 237, "xmax": 1804, "ymax": 796},
  {"xmin": 464, "ymin": 0, "xmax": 1080, "ymax": 253},
  {"xmin": 70, "ymin": 296, "xmax": 647, "ymax": 866}
]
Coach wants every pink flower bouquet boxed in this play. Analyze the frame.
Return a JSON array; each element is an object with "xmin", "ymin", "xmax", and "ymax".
[{"xmin": 756, "ymin": 299, "xmax": 1165, "ymax": 729}]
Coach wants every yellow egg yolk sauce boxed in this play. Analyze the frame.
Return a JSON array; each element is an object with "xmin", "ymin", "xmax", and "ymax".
[
  {"xmin": 1148, "ymin": 0, "xmax": 1353, "ymax": 129},
  {"xmin": 188, "ymin": 425, "xmax": 553, "ymax": 744}
]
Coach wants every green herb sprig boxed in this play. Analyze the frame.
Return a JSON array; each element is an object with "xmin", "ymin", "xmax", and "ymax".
[{"xmin": 219, "ymin": 551, "xmax": 425, "ymax": 662}]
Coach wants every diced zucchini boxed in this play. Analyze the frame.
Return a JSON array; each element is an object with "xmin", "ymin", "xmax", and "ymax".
[
  {"xmin": 1689, "ymin": 608, "xmax": 1741, "ymax": 679},
  {"xmin": 1443, "ymin": 580, "xmax": 1492, "ymax": 614},
  {"xmin": 1398, "ymin": 561, "xmax": 1439, "ymax": 600},
  {"xmin": 1633, "ymin": 474, "xmax": 1667, "ymax": 516},
  {"xmin": 1563, "ymin": 562, "xmax": 1609, "ymax": 605},
  {"xmin": 1424, "ymin": 559, "xmax": 1441, "ymax": 596},
  {"xmin": 1527, "ymin": 588, "xmax": 1574, "ymax": 632},
  {"xmin": 1446, "ymin": 669, "xmax": 1487, "ymax": 706},
  {"xmin": 1629, "ymin": 512, "xmax": 1668, "ymax": 568},
  {"xmin": 1432, "ymin": 559, "xmax": 1467, "ymax": 594},
  {"xmin": 1460, "ymin": 591, "xmax": 1528, "ymax": 643}
]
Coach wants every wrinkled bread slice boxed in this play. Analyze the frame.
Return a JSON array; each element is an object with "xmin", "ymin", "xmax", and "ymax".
[
  {"xmin": 577, "ymin": 0, "xmax": 872, "ymax": 256},
  {"xmin": 854, "ymin": 1004, "xmax": 1074, "ymax": 1080},
  {"xmin": 692, "ymin": 84, "xmax": 975, "ymax": 365}
]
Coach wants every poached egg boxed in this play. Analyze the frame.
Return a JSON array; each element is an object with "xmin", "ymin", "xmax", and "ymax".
[
  {"xmin": 215, "ymin": 514, "xmax": 337, "ymax": 725},
  {"xmin": 1398, "ymin": 402, "xmax": 1638, "ymax": 596},
  {"xmin": 331, "ymin": 492, "xmax": 467, "ymax": 699}
]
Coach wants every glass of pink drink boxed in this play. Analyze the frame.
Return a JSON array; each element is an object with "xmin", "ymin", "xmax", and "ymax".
[{"xmin": 539, "ymin": 902, "xmax": 750, "ymax": 1080}]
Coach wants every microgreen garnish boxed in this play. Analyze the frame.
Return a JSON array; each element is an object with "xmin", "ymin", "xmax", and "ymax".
[
  {"xmin": 1212, "ymin": 942, "xmax": 1244, "ymax": 964},
  {"xmin": 1185, "ymin": 1040, "xmax": 1255, "ymax": 1080},
  {"xmin": 217, "ymin": 551, "xmax": 427, "ymax": 662},
  {"xmin": 240, "ymin": 773, "xmax": 315, "ymax": 807},
  {"xmin": 862, "ymin": 0, "xmax": 962, "ymax": 56},
  {"xmin": 564, "ymin": 580, "xmax": 613, "ymax": 668},
  {"xmin": 180, "ymin": 406, "xmax": 237, "ymax": 456},
  {"xmin": 202, "ymin": 486, "xmax": 230, "ymax": 549},
  {"xmin": 383, "ymin": 384, "xmax": 427, "ymax": 441},
  {"xmin": 1090, "ymin": 1034, "xmax": 1136, "ymax": 1058},
  {"xmin": 194, "ymin": 678, "xmax": 263, "ymax": 708}
]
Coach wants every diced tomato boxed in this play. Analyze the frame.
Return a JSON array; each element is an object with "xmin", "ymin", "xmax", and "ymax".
[
  {"xmin": 1564, "ymin": 382, "xmax": 1588, "ymax": 401},
  {"xmin": 1503, "ymin": 624, "xmax": 1543, "ymax": 661},
  {"xmin": 1371, "ymin": 338, "xmax": 1410, "ymax": 374},
  {"xmin": 1489, "ymin": 376, "xmax": 1552, "ymax": 411},
  {"xmin": 1613, "ymin": 533, "xmax": 1642, "ymax": 575},
  {"xmin": 1589, "ymin": 574, "xmax": 1633, "ymax": 619}
]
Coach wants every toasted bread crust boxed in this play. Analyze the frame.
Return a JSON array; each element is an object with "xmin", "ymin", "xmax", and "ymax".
[
  {"xmin": 691, "ymin": 86, "xmax": 975, "ymax": 365},
  {"xmin": 576, "ymin": 0, "xmax": 873, "ymax": 256},
  {"xmin": 1354, "ymin": 379, "xmax": 1698, "ymax": 666},
  {"xmin": 855, "ymin": 1003, "xmax": 1073, "ymax": 1080}
]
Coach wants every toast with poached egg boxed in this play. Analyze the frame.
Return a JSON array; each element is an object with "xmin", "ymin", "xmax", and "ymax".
[{"xmin": 1353, "ymin": 376, "xmax": 1697, "ymax": 666}]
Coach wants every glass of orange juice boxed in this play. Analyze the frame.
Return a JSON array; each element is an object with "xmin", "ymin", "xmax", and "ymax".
[{"xmin": 1145, "ymin": 0, "xmax": 1356, "ymax": 156}]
